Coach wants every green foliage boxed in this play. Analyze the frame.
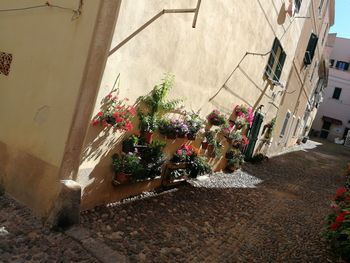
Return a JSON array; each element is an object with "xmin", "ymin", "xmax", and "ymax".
[
  {"xmin": 140, "ymin": 74, "xmax": 181, "ymax": 117},
  {"xmin": 204, "ymin": 130, "xmax": 216, "ymax": 145},
  {"xmin": 112, "ymin": 153, "xmax": 143, "ymax": 175},
  {"xmin": 262, "ymin": 117, "xmax": 276, "ymax": 144},
  {"xmin": 122, "ymin": 135, "xmax": 139, "ymax": 153},
  {"xmin": 186, "ymin": 113, "xmax": 204, "ymax": 135},
  {"xmin": 212, "ymin": 140, "xmax": 223, "ymax": 157},
  {"xmin": 226, "ymin": 149, "xmax": 244, "ymax": 169},
  {"xmin": 322, "ymin": 186, "xmax": 350, "ymax": 261},
  {"xmin": 138, "ymin": 111, "xmax": 158, "ymax": 132},
  {"xmin": 189, "ymin": 156, "xmax": 212, "ymax": 178},
  {"xmin": 169, "ymin": 169, "xmax": 187, "ymax": 179}
]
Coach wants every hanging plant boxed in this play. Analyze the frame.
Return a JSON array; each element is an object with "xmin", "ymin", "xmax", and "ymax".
[
  {"xmin": 207, "ymin": 109, "xmax": 227, "ymax": 126},
  {"xmin": 92, "ymin": 92, "xmax": 136, "ymax": 131},
  {"xmin": 233, "ymin": 105, "xmax": 254, "ymax": 127},
  {"xmin": 261, "ymin": 117, "xmax": 276, "ymax": 145}
]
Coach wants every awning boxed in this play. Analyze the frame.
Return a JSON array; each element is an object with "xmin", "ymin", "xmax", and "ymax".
[{"xmin": 322, "ymin": 116, "xmax": 342, "ymax": 125}]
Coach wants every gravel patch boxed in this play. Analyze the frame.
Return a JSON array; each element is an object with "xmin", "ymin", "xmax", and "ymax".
[{"xmin": 188, "ymin": 170, "xmax": 263, "ymax": 189}]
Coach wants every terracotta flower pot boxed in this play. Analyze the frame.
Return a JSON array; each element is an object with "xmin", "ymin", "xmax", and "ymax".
[
  {"xmin": 112, "ymin": 172, "xmax": 130, "ymax": 186},
  {"xmin": 143, "ymin": 131, "xmax": 153, "ymax": 144}
]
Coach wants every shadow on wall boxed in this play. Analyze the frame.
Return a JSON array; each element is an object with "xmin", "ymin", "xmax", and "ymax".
[{"xmin": 77, "ymin": 100, "xmax": 232, "ymax": 210}]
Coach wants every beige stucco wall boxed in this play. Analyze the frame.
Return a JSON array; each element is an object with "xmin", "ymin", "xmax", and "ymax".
[
  {"xmin": 269, "ymin": 0, "xmax": 333, "ymax": 154},
  {"xmin": 0, "ymin": 0, "xmax": 101, "ymax": 217},
  {"xmin": 78, "ymin": 0, "xmax": 311, "ymax": 209}
]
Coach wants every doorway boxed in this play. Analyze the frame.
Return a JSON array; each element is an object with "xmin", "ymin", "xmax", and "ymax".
[{"xmin": 320, "ymin": 120, "xmax": 331, "ymax": 139}]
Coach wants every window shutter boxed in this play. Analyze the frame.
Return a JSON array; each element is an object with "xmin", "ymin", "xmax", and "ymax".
[
  {"xmin": 304, "ymin": 33, "xmax": 318, "ymax": 65},
  {"xmin": 345, "ymin": 63, "xmax": 349, "ymax": 71},
  {"xmin": 265, "ymin": 38, "xmax": 279, "ymax": 78},
  {"xmin": 274, "ymin": 51, "xmax": 286, "ymax": 81}
]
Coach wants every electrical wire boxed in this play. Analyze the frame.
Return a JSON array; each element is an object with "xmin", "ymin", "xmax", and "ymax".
[{"xmin": 0, "ymin": 1, "xmax": 83, "ymax": 20}]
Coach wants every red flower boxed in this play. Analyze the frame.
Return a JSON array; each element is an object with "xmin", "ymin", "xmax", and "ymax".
[
  {"xmin": 335, "ymin": 187, "xmax": 347, "ymax": 200},
  {"xmin": 125, "ymin": 122, "xmax": 133, "ymax": 131},
  {"xmin": 331, "ymin": 222, "xmax": 339, "ymax": 231},
  {"xmin": 105, "ymin": 93, "xmax": 112, "ymax": 99},
  {"xmin": 97, "ymin": 111, "xmax": 104, "ymax": 117},
  {"xmin": 102, "ymin": 120, "xmax": 108, "ymax": 127},
  {"xmin": 242, "ymin": 135, "xmax": 249, "ymax": 146},
  {"xmin": 91, "ymin": 119, "xmax": 99, "ymax": 126},
  {"xmin": 115, "ymin": 117, "xmax": 123, "ymax": 123},
  {"xmin": 177, "ymin": 150, "xmax": 182, "ymax": 155},
  {"xmin": 335, "ymin": 214, "xmax": 345, "ymax": 224}
]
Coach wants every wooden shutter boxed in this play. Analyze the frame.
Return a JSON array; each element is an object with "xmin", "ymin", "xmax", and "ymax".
[
  {"xmin": 274, "ymin": 51, "xmax": 286, "ymax": 81},
  {"xmin": 304, "ymin": 33, "xmax": 318, "ymax": 65},
  {"xmin": 244, "ymin": 112, "xmax": 264, "ymax": 160},
  {"xmin": 265, "ymin": 38, "xmax": 279, "ymax": 78}
]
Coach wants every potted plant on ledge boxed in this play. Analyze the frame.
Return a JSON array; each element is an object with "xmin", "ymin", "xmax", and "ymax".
[
  {"xmin": 207, "ymin": 109, "xmax": 227, "ymax": 126},
  {"xmin": 186, "ymin": 113, "xmax": 204, "ymax": 140},
  {"xmin": 111, "ymin": 153, "xmax": 143, "ymax": 185}
]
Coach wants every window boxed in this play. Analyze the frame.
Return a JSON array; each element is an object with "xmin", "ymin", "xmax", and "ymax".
[
  {"xmin": 295, "ymin": 0, "xmax": 302, "ymax": 14},
  {"xmin": 304, "ymin": 33, "xmax": 318, "ymax": 65},
  {"xmin": 332, "ymin": 87, "xmax": 342, "ymax": 100},
  {"xmin": 335, "ymin": 61, "xmax": 349, "ymax": 71},
  {"xmin": 293, "ymin": 118, "xmax": 301, "ymax": 137},
  {"xmin": 280, "ymin": 112, "xmax": 291, "ymax": 137},
  {"xmin": 330, "ymin": 59, "xmax": 335, "ymax": 67},
  {"xmin": 265, "ymin": 38, "xmax": 287, "ymax": 81}
]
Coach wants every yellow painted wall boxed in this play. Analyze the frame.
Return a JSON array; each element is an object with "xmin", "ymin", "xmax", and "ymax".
[
  {"xmin": 78, "ymin": 0, "xmax": 311, "ymax": 209},
  {"xmin": 0, "ymin": 0, "xmax": 101, "ymax": 217},
  {"xmin": 269, "ymin": 0, "xmax": 333, "ymax": 155}
]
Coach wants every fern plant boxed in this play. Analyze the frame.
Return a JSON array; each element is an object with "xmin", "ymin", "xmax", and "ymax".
[{"xmin": 140, "ymin": 74, "xmax": 181, "ymax": 118}]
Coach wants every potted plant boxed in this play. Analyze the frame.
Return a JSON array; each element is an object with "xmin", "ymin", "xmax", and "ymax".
[
  {"xmin": 186, "ymin": 113, "xmax": 204, "ymax": 140},
  {"xmin": 138, "ymin": 112, "xmax": 157, "ymax": 144},
  {"xmin": 92, "ymin": 92, "xmax": 136, "ymax": 131},
  {"xmin": 171, "ymin": 144, "xmax": 198, "ymax": 163},
  {"xmin": 234, "ymin": 105, "xmax": 254, "ymax": 128},
  {"xmin": 234, "ymin": 117, "xmax": 248, "ymax": 130},
  {"xmin": 202, "ymin": 130, "xmax": 215, "ymax": 149},
  {"xmin": 226, "ymin": 151, "xmax": 244, "ymax": 171},
  {"xmin": 138, "ymin": 74, "xmax": 182, "ymax": 141},
  {"xmin": 111, "ymin": 153, "xmax": 143, "ymax": 185},
  {"xmin": 207, "ymin": 109, "xmax": 227, "ymax": 126},
  {"xmin": 210, "ymin": 140, "xmax": 223, "ymax": 158},
  {"xmin": 122, "ymin": 135, "xmax": 139, "ymax": 153},
  {"xmin": 189, "ymin": 156, "xmax": 212, "ymax": 178},
  {"xmin": 175, "ymin": 120, "xmax": 189, "ymax": 138},
  {"xmin": 158, "ymin": 118, "xmax": 171, "ymax": 137}
]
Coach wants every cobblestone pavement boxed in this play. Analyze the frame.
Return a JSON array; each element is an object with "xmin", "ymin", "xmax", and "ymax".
[
  {"xmin": 81, "ymin": 139, "xmax": 350, "ymax": 263},
  {"xmin": 0, "ymin": 195, "xmax": 99, "ymax": 263}
]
